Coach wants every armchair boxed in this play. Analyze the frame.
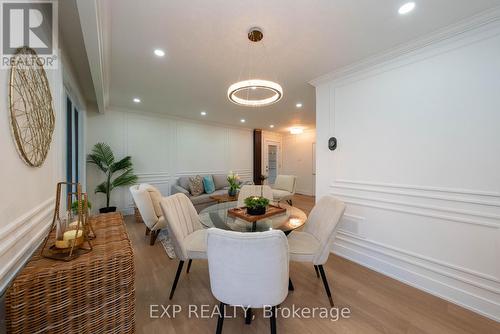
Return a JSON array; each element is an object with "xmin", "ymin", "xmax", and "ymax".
[
  {"xmin": 272, "ymin": 175, "xmax": 297, "ymax": 205},
  {"xmin": 130, "ymin": 184, "xmax": 166, "ymax": 245}
]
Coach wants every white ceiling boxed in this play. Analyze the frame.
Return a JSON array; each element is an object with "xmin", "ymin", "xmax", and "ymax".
[{"xmin": 99, "ymin": 0, "xmax": 500, "ymax": 132}]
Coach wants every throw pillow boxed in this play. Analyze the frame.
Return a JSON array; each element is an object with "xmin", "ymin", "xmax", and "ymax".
[
  {"xmin": 213, "ymin": 174, "xmax": 230, "ymax": 190},
  {"xmin": 203, "ymin": 175, "xmax": 215, "ymax": 194},
  {"xmin": 145, "ymin": 186, "xmax": 163, "ymax": 217},
  {"xmin": 139, "ymin": 184, "xmax": 163, "ymax": 218},
  {"xmin": 188, "ymin": 175, "xmax": 204, "ymax": 196}
]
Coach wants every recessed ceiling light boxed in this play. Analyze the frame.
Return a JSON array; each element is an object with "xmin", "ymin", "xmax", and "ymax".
[
  {"xmin": 296, "ymin": 103, "xmax": 303, "ymax": 108},
  {"xmin": 269, "ymin": 125, "xmax": 275, "ymax": 128},
  {"xmin": 240, "ymin": 119, "xmax": 246, "ymax": 123},
  {"xmin": 154, "ymin": 49, "xmax": 165, "ymax": 57},
  {"xmin": 200, "ymin": 111, "xmax": 207, "ymax": 116},
  {"xmin": 398, "ymin": 2, "xmax": 416, "ymax": 15},
  {"xmin": 133, "ymin": 97, "xmax": 141, "ymax": 103},
  {"xmin": 290, "ymin": 127, "xmax": 304, "ymax": 135}
]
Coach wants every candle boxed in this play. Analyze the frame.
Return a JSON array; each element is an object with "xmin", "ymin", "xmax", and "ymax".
[
  {"xmin": 55, "ymin": 230, "xmax": 83, "ymax": 249},
  {"xmin": 68, "ymin": 220, "xmax": 82, "ymax": 230},
  {"xmin": 63, "ymin": 229, "xmax": 83, "ymax": 240}
]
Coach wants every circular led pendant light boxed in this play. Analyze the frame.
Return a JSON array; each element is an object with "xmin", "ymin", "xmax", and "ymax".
[
  {"xmin": 227, "ymin": 79, "xmax": 283, "ymax": 107},
  {"xmin": 227, "ymin": 28, "xmax": 283, "ymax": 107}
]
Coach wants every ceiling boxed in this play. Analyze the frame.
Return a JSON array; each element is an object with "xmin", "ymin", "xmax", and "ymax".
[
  {"xmin": 87, "ymin": 0, "xmax": 500, "ymax": 132},
  {"xmin": 59, "ymin": 0, "xmax": 96, "ymax": 109}
]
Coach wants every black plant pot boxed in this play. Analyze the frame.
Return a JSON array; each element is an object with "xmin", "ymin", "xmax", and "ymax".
[
  {"xmin": 247, "ymin": 206, "xmax": 266, "ymax": 216},
  {"xmin": 99, "ymin": 206, "xmax": 117, "ymax": 214}
]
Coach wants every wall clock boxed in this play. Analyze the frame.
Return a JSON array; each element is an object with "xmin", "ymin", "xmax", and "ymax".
[
  {"xmin": 328, "ymin": 137, "xmax": 337, "ymax": 151},
  {"xmin": 9, "ymin": 46, "xmax": 55, "ymax": 167}
]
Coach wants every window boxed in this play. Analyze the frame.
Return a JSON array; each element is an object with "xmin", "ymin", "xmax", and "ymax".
[{"xmin": 66, "ymin": 96, "xmax": 80, "ymax": 187}]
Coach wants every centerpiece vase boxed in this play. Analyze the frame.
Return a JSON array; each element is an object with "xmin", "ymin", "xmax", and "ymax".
[
  {"xmin": 228, "ymin": 188, "xmax": 237, "ymax": 197},
  {"xmin": 247, "ymin": 206, "xmax": 266, "ymax": 216}
]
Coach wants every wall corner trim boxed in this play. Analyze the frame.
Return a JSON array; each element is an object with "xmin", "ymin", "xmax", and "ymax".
[{"xmin": 309, "ymin": 6, "xmax": 500, "ymax": 87}]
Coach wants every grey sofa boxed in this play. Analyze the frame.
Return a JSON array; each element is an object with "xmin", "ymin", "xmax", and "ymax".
[{"xmin": 171, "ymin": 174, "xmax": 248, "ymax": 212}]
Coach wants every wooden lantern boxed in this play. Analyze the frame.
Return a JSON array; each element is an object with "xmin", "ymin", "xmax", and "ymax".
[{"xmin": 40, "ymin": 182, "xmax": 92, "ymax": 261}]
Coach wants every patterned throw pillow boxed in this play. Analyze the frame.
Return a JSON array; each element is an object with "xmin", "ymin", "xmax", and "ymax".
[
  {"xmin": 203, "ymin": 175, "xmax": 215, "ymax": 194},
  {"xmin": 188, "ymin": 175, "xmax": 204, "ymax": 196}
]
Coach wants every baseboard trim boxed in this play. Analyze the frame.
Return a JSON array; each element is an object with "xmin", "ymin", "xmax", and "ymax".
[
  {"xmin": 331, "ymin": 244, "xmax": 500, "ymax": 322},
  {"xmin": 296, "ymin": 190, "xmax": 314, "ymax": 197}
]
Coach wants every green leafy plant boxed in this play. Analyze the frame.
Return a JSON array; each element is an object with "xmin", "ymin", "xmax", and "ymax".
[
  {"xmin": 71, "ymin": 200, "xmax": 92, "ymax": 213},
  {"xmin": 244, "ymin": 196, "xmax": 270, "ymax": 209},
  {"xmin": 87, "ymin": 142, "xmax": 138, "ymax": 209},
  {"xmin": 227, "ymin": 171, "xmax": 241, "ymax": 191}
]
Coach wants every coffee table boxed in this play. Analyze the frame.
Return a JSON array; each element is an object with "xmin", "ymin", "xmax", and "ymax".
[
  {"xmin": 210, "ymin": 193, "xmax": 238, "ymax": 203},
  {"xmin": 199, "ymin": 201, "xmax": 307, "ymax": 234}
]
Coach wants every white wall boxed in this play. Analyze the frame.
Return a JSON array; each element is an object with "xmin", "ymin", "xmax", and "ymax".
[
  {"xmin": 282, "ymin": 130, "xmax": 316, "ymax": 196},
  {"xmin": 0, "ymin": 49, "xmax": 86, "ymax": 294},
  {"xmin": 314, "ymin": 19, "xmax": 500, "ymax": 320},
  {"xmin": 86, "ymin": 109, "xmax": 253, "ymax": 213}
]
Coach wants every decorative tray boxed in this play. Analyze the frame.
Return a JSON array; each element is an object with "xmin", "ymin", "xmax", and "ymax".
[{"xmin": 227, "ymin": 205, "xmax": 287, "ymax": 223}]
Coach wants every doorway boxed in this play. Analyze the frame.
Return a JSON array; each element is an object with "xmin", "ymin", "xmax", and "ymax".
[{"xmin": 264, "ymin": 141, "xmax": 280, "ymax": 185}]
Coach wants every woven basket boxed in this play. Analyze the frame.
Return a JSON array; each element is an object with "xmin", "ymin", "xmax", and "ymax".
[{"xmin": 5, "ymin": 213, "xmax": 135, "ymax": 334}]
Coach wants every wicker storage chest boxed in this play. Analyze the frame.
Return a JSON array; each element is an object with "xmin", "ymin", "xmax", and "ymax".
[{"xmin": 5, "ymin": 213, "xmax": 135, "ymax": 334}]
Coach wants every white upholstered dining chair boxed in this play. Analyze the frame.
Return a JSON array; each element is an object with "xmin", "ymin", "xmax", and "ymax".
[
  {"xmin": 160, "ymin": 193, "xmax": 208, "ymax": 300},
  {"xmin": 272, "ymin": 175, "xmax": 297, "ymax": 205},
  {"xmin": 237, "ymin": 185, "xmax": 274, "ymax": 207},
  {"xmin": 129, "ymin": 184, "xmax": 167, "ymax": 245},
  {"xmin": 207, "ymin": 228, "xmax": 289, "ymax": 334},
  {"xmin": 287, "ymin": 195, "xmax": 345, "ymax": 307}
]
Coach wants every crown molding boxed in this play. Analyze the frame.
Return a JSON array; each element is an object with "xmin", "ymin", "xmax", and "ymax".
[
  {"xmin": 104, "ymin": 106, "xmax": 255, "ymax": 133},
  {"xmin": 310, "ymin": 6, "xmax": 500, "ymax": 87}
]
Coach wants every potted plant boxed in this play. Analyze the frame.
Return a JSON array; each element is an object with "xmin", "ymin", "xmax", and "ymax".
[
  {"xmin": 227, "ymin": 171, "xmax": 241, "ymax": 197},
  {"xmin": 87, "ymin": 142, "xmax": 138, "ymax": 213},
  {"xmin": 244, "ymin": 196, "xmax": 270, "ymax": 216}
]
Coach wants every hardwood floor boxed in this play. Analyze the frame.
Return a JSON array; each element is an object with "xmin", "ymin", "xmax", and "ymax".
[{"xmin": 126, "ymin": 194, "xmax": 500, "ymax": 334}]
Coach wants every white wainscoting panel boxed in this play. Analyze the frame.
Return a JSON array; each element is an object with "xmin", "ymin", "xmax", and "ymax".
[
  {"xmin": 87, "ymin": 109, "xmax": 254, "ymax": 214},
  {"xmin": 0, "ymin": 198, "xmax": 54, "ymax": 293},
  {"xmin": 314, "ymin": 17, "xmax": 500, "ymax": 321}
]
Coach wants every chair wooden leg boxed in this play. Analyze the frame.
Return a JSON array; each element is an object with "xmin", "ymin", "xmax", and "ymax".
[
  {"xmin": 150, "ymin": 229, "xmax": 160, "ymax": 245},
  {"xmin": 314, "ymin": 265, "xmax": 320, "ymax": 278},
  {"xmin": 318, "ymin": 265, "xmax": 334, "ymax": 307},
  {"xmin": 216, "ymin": 302, "xmax": 225, "ymax": 334},
  {"xmin": 288, "ymin": 278, "xmax": 294, "ymax": 291},
  {"xmin": 145, "ymin": 226, "xmax": 150, "ymax": 236},
  {"xmin": 245, "ymin": 307, "xmax": 252, "ymax": 325},
  {"xmin": 186, "ymin": 259, "xmax": 192, "ymax": 274},
  {"xmin": 270, "ymin": 306, "xmax": 277, "ymax": 334},
  {"xmin": 169, "ymin": 260, "xmax": 184, "ymax": 300}
]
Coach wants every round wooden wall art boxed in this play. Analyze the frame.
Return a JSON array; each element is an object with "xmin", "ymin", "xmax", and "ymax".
[{"xmin": 9, "ymin": 47, "xmax": 55, "ymax": 167}]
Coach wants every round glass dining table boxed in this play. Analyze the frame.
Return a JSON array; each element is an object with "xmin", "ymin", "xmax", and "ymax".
[{"xmin": 199, "ymin": 201, "xmax": 307, "ymax": 234}]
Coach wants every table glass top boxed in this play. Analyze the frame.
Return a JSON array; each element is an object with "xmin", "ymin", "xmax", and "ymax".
[{"xmin": 199, "ymin": 201, "xmax": 307, "ymax": 233}]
